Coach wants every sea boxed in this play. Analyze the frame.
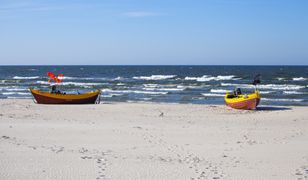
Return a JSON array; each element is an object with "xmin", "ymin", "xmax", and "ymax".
[{"xmin": 0, "ymin": 66, "xmax": 307, "ymax": 106}]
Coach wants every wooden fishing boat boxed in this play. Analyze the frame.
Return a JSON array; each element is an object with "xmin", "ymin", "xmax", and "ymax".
[
  {"xmin": 30, "ymin": 88, "xmax": 100, "ymax": 104},
  {"xmin": 225, "ymin": 91, "xmax": 261, "ymax": 110}
]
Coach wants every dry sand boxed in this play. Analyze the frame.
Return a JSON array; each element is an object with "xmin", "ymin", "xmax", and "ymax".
[{"xmin": 0, "ymin": 99, "xmax": 308, "ymax": 180}]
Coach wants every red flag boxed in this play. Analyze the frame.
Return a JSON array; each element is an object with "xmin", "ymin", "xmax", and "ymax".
[{"xmin": 47, "ymin": 72, "xmax": 64, "ymax": 84}]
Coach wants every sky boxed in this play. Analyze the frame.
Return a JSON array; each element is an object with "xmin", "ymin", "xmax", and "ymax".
[{"xmin": 0, "ymin": 0, "xmax": 307, "ymax": 65}]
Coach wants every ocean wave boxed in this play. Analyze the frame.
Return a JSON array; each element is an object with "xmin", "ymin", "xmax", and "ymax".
[
  {"xmin": 139, "ymin": 97, "xmax": 152, "ymax": 101},
  {"xmin": 0, "ymin": 79, "xmax": 22, "ymax": 83},
  {"xmin": 5, "ymin": 88, "xmax": 28, "ymax": 91},
  {"xmin": 58, "ymin": 76, "xmax": 73, "ymax": 80},
  {"xmin": 7, "ymin": 96, "xmax": 32, "ymax": 99},
  {"xmin": 210, "ymin": 88, "xmax": 274, "ymax": 94},
  {"xmin": 101, "ymin": 89, "xmax": 168, "ymax": 95},
  {"xmin": 283, "ymin": 91, "xmax": 304, "ymax": 95},
  {"xmin": 13, "ymin": 76, "xmax": 40, "ymax": 80},
  {"xmin": 221, "ymin": 83, "xmax": 305, "ymax": 90},
  {"xmin": 60, "ymin": 76, "xmax": 123, "ymax": 81},
  {"xmin": 260, "ymin": 91, "xmax": 275, "ymax": 94},
  {"xmin": 113, "ymin": 76, "xmax": 123, "ymax": 81},
  {"xmin": 60, "ymin": 76, "xmax": 105, "ymax": 80},
  {"xmin": 277, "ymin": 77, "xmax": 285, "ymax": 81},
  {"xmin": 143, "ymin": 84, "xmax": 202, "ymax": 90},
  {"xmin": 201, "ymin": 93, "xmax": 225, "ymax": 97},
  {"xmin": 262, "ymin": 98, "xmax": 304, "ymax": 102},
  {"xmin": 293, "ymin": 77, "xmax": 306, "ymax": 81},
  {"xmin": 143, "ymin": 86, "xmax": 186, "ymax": 92},
  {"xmin": 143, "ymin": 84, "xmax": 159, "ymax": 88},
  {"xmin": 36, "ymin": 81, "xmax": 105, "ymax": 86},
  {"xmin": 27, "ymin": 69, "xmax": 38, "ymax": 71},
  {"xmin": 157, "ymin": 88, "xmax": 185, "ymax": 91},
  {"xmin": 210, "ymin": 89, "xmax": 229, "ymax": 93},
  {"xmin": 2, "ymin": 92, "xmax": 30, "ymax": 95},
  {"xmin": 185, "ymin": 75, "xmax": 238, "ymax": 82},
  {"xmin": 101, "ymin": 93, "xmax": 123, "ymax": 98},
  {"xmin": 180, "ymin": 85, "xmax": 204, "ymax": 89},
  {"xmin": 133, "ymin": 75, "xmax": 176, "ymax": 80}
]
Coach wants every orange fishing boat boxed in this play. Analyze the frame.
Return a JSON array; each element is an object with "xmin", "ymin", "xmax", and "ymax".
[
  {"xmin": 30, "ymin": 72, "xmax": 100, "ymax": 104},
  {"xmin": 30, "ymin": 88, "xmax": 100, "ymax": 104}
]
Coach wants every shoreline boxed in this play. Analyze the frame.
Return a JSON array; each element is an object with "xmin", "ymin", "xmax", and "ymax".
[
  {"xmin": 1, "ymin": 98, "xmax": 307, "ymax": 107},
  {"xmin": 1, "ymin": 99, "xmax": 308, "ymax": 179}
]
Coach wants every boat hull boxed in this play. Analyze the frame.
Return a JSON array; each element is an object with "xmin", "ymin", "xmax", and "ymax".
[
  {"xmin": 30, "ymin": 89, "xmax": 100, "ymax": 104},
  {"xmin": 225, "ymin": 91, "xmax": 261, "ymax": 110}
]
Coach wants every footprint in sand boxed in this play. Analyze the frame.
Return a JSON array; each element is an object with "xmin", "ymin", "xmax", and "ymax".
[
  {"xmin": 138, "ymin": 131, "xmax": 225, "ymax": 180},
  {"xmin": 95, "ymin": 156, "xmax": 108, "ymax": 180},
  {"xmin": 295, "ymin": 165, "xmax": 308, "ymax": 180}
]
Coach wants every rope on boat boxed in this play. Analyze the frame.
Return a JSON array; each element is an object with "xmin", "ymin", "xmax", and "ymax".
[
  {"xmin": 32, "ymin": 97, "xmax": 37, "ymax": 104},
  {"xmin": 95, "ymin": 90, "xmax": 101, "ymax": 104}
]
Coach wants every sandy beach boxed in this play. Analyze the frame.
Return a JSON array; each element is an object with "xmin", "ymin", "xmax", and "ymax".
[{"xmin": 0, "ymin": 99, "xmax": 308, "ymax": 180}]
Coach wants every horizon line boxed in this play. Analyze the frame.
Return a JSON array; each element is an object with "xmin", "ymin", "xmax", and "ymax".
[{"xmin": 0, "ymin": 64, "xmax": 308, "ymax": 66}]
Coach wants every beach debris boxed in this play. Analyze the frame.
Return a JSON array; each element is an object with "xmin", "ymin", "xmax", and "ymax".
[
  {"xmin": 1, "ymin": 135, "xmax": 10, "ymax": 139},
  {"xmin": 81, "ymin": 156, "xmax": 92, "ymax": 160},
  {"xmin": 79, "ymin": 147, "xmax": 88, "ymax": 154},
  {"xmin": 159, "ymin": 112, "xmax": 164, "ymax": 117}
]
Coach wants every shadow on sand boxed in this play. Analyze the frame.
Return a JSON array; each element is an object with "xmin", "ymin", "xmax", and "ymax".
[{"xmin": 256, "ymin": 106, "xmax": 292, "ymax": 111}]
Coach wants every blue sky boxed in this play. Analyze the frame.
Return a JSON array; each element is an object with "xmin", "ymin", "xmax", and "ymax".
[{"xmin": 0, "ymin": 0, "xmax": 307, "ymax": 65}]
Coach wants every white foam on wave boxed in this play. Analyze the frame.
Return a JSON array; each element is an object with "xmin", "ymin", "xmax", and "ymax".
[
  {"xmin": 283, "ymin": 91, "xmax": 304, "ymax": 95},
  {"xmin": 143, "ymin": 86, "xmax": 186, "ymax": 92},
  {"xmin": 221, "ymin": 83, "xmax": 305, "ymax": 90},
  {"xmin": 157, "ymin": 88, "xmax": 185, "ymax": 91},
  {"xmin": 184, "ymin": 76, "xmax": 201, "ymax": 80},
  {"xmin": 210, "ymin": 89, "xmax": 230, "ymax": 93},
  {"xmin": 201, "ymin": 93, "xmax": 225, "ymax": 97},
  {"xmin": 142, "ymin": 84, "xmax": 186, "ymax": 92},
  {"xmin": 277, "ymin": 77, "xmax": 285, "ymax": 81},
  {"xmin": 143, "ymin": 84, "xmax": 158, "ymax": 87},
  {"xmin": 7, "ymin": 96, "xmax": 32, "ymax": 99},
  {"xmin": 117, "ymin": 83, "xmax": 126, "ymax": 86},
  {"xmin": 185, "ymin": 75, "xmax": 238, "ymax": 82},
  {"xmin": 36, "ymin": 81, "xmax": 105, "ymax": 86},
  {"xmin": 6, "ymin": 88, "xmax": 28, "ymax": 91},
  {"xmin": 2, "ymin": 92, "xmax": 30, "ymax": 95},
  {"xmin": 113, "ymin": 76, "xmax": 123, "ymax": 81},
  {"xmin": 13, "ymin": 76, "xmax": 40, "ymax": 80},
  {"xmin": 210, "ymin": 88, "xmax": 274, "ymax": 94},
  {"xmin": 101, "ymin": 93, "xmax": 123, "ymax": 98},
  {"xmin": 293, "ymin": 77, "xmax": 306, "ymax": 81},
  {"xmin": 260, "ymin": 91, "xmax": 275, "ymax": 94},
  {"xmin": 101, "ymin": 88, "xmax": 168, "ymax": 95},
  {"xmin": 0, "ymin": 86, "xmax": 28, "ymax": 91},
  {"xmin": 133, "ymin": 75, "xmax": 176, "ymax": 80},
  {"xmin": 139, "ymin": 97, "xmax": 152, "ymax": 101},
  {"xmin": 27, "ymin": 69, "xmax": 38, "ymax": 71},
  {"xmin": 60, "ymin": 76, "xmax": 122, "ymax": 81},
  {"xmin": 262, "ymin": 98, "xmax": 304, "ymax": 102},
  {"xmin": 60, "ymin": 76, "xmax": 106, "ymax": 80}
]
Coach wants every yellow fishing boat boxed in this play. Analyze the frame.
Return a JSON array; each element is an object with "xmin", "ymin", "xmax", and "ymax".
[{"xmin": 225, "ymin": 90, "xmax": 261, "ymax": 110}]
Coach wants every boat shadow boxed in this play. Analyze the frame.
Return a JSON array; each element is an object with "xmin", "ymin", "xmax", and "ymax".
[{"xmin": 256, "ymin": 106, "xmax": 292, "ymax": 111}]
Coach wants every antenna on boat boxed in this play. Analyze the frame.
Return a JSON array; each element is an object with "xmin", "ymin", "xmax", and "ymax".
[{"xmin": 252, "ymin": 74, "xmax": 261, "ymax": 91}]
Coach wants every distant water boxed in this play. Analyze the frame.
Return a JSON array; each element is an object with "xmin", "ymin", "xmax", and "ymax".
[{"xmin": 0, "ymin": 66, "xmax": 307, "ymax": 106}]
